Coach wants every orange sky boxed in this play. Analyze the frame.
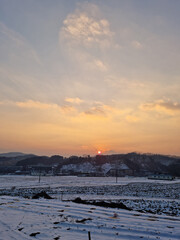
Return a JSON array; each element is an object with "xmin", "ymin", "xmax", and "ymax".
[{"xmin": 0, "ymin": 1, "xmax": 180, "ymax": 156}]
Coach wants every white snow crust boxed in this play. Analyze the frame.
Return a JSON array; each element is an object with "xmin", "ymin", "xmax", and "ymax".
[{"xmin": 0, "ymin": 175, "xmax": 180, "ymax": 239}]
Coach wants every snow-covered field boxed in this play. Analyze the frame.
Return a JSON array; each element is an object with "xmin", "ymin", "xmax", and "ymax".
[
  {"xmin": 1, "ymin": 175, "xmax": 179, "ymax": 189},
  {"xmin": 0, "ymin": 175, "xmax": 180, "ymax": 239}
]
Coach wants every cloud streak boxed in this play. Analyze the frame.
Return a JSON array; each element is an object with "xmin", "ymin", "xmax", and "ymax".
[
  {"xmin": 65, "ymin": 97, "xmax": 83, "ymax": 104},
  {"xmin": 0, "ymin": 100, "xmax": 75, "ymax": 114},
  {"xmin": 0, "ymin": 22, "xmax": 42, "ymax": 65},
  {"xmin": 84, "ymin": 106, "xmax": 106, "ymax": 116},
  {"xmin": 131, "ymin": 40, "xmax": 143, "ymax": 49},
  {"xmin": 140, "ymin": 99, "xmax": 180, "ymax": 115}
]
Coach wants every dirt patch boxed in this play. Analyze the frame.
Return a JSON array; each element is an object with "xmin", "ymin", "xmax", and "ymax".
[
  {"xmin": 32, "ymin": 191, "xmax": 53, "ymax": 199},
  {"xmin": 29, "ymin": 232, "xmax": 40, "ymax": 237},
  {"xmin": 72, "ymin": 197, "xmax": 131, "ymax": 210},
  {"xmin": 76, "ymin": 218, "xmax": 92, "ymax": 223}
]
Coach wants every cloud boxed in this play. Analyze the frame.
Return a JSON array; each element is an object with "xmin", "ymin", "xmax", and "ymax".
[
  {"xmin": 131, "ymin": 40, "xmax": 143, "ymax": 49},
  {"xmin": 82, "ymin": 101, "xmax": 111, "ymax": 117},
  {"xmin": 59, "ymin": 3, "xmax": 113, "ymax": 78},
  {"xmin": 84, "ymin": 101, "xmax": 115, "ymax": 116},
  {"xmin": 0, "ymin": 22, "xmax": 24, "ymax": 45},
  {"xmin": 140, "ymin": 99, "xmax": 180, "ymax": 115},
  {"xmin": 60, "ymin": 3, "xmax": 113, "ymax": 48},
  {"xmin": 0, "ymin": 99, "xmax": 75, "ymax": 114},
  {"xmin": 126, "ymin": 115, "xmax": 139, "ymax": 123},
  {"xmin": 84, "ymin": 106, "xmax": 106, "ymax": 116},
  {"xmin": 94, "ymin": 59, "xmax": 107, "ymax": 71},
  {"xmin": 82, "ymin": 102, "xmax": 130, "ymax": 118},
  {"xmin": 0, "ymin": 99, "xmax": 127, "ymax": 119},
  {"xmin": 65, "ymin": 97, "xmax": 83, "ymax": 104},
  {"xmin": 16, "ymin": 100, "xmax": 58, "ymax": 110},
  {"xmin": 60, "ymin": 105, "xmax": 75, "ymax": 113},
  {"xmin": 105, "ymin": 75, "xmax": 146, "ymax": 88},
  {"xmin": 0, "ymin": 22, "xmax": 42, "ymax": 65},
  {"xmin": 16, "ymin": 100, "xmax": 77, "ymax": 114},
  {"xmin": 103, "ymin": 150, "xmax": 117, "ymax": 155}
]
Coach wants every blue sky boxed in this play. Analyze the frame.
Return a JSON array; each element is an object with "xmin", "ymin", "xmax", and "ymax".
[{"xmin": 0, "ymin": 0, "xmax": 180, "ymax": 156}]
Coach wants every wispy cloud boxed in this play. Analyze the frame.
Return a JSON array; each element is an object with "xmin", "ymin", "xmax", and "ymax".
[
  {"xmin": 0, "ymin": 100, "xmax": 75, "ymax": 114},
  {"xmin": 82, "ymin": 102, "xmax": 132, "ymax": 119},
  {"xmin": 131, "ymin": 40, "xmax": 143, "ymax": 49},
  {"xmin": 140, "ymin": 99, "xmax": 180, "ymax": 115},
  {"xmin": 125, "ymin": 115, "xmax": 140, "ymax": 123},
  {"xmin": 60, "ymin": 2, "xmax": 113, "ymax": 48},
  {"xmin": 84, "ymin": 106, "xmax": 106, "ymax": 116},
  {"xmin": 65, "ymin": 97, "xmax": 83, "ymax": 104},
  {"xmin": 16, "ymin": 100, "xmax": 58, "ymax": 110},
  {"xmin": 16, "ymin": 100, "xmax": 77, "ymax": 114},
  {"xmin": 0, "ymin": 21, "xmax": 42, "ymax": 65},
  {"xmin": 94, "ymin": 59, "xmax": 107, "ymax": 71}
]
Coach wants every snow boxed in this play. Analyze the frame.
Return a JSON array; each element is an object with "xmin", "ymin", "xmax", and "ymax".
[
  {"xmin": 0, "ymin": 196, "xmax": 179, "ymax": 240},
  {"xmin": 101, "ymin": 163, "xmax": 112, "ymax": 174},
  {"xmin": 1, "ymin": 175, "xmax": 179, "ymax": 190},
  {"xmin": 0, "ymin": 175, "xmax": 180, "ymax": 239},
  {"xmin": 61, "ymin": 162, "xmax": 96, "ymax": 173},
  {"xmin": 118, "ymin": 163, "xmax": 129, "ymax": 170}
]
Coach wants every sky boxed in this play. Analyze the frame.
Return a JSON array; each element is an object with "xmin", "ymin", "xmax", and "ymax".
[{"xmin": 0, "ymin": 0, "xmax": 180, "ymax": 157}]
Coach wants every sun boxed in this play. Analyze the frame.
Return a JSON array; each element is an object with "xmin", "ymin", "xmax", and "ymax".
[{"xmin": 97, "ymin": 150, "xmax": 102, "ymax": 155}]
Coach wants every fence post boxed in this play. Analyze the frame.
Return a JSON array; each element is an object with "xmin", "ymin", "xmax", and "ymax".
[
  {"xmin": 61, "ymin": 191, "xmax": 63, "ymax": 201},
  {"xmin": 88, "ymin": 231, "xmax": 91, "ymax": 240}
]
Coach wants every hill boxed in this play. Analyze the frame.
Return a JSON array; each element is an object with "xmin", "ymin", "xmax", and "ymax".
[{"xmin": 0, "ymin": 152, "xmax": 179, "ymax": 176}]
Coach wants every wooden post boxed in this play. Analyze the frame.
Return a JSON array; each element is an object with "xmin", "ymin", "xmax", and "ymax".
[
  {"xmin": 61, "ymin": 191, "xmax": 63, "ymax": 201},
  {"xmin": 38, "ymin": 171, "xmax": 41, "ymax": 183},
  {"xmin": 116, "ymin": 168, "xmax": 118, "ymax": 183},
  {"xmin": 88, "ymin": 231, "xmax": 91, "ymax": 240}
]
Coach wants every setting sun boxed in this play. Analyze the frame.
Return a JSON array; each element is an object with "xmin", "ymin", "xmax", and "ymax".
[{"xmin": 97, "ymin": 150, "xmax": 102, "ymax": 155}]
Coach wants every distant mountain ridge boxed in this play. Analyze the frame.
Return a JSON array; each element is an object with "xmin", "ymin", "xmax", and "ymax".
[
  {"xmin": 0, "ymin": 152, "xmax": 33, "ymax": 157},
  {"xmin": 0, "ymin": 152, "xmax": 36, "ymax": 166}
]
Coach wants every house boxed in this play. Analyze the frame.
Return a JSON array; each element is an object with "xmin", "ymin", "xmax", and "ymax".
[
  {"xmin": 106, "ymin": 163, "xmax": 133, "ymax": 176},
  {"xmin": 29, "ymin": 165, "xmax": 54, "ymax": 176}
]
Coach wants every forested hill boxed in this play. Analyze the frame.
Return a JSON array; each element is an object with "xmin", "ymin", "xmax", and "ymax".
[{"xmin": 0, "ymin": 152, "xmax": 180, "ymax": 176}]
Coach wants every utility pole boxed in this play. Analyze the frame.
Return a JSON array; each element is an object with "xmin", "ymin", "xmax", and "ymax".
[
  {"xmin": 38, "ymin": 170, "xmax": 41, "ymax": 183},
  {"xmin": 116, "ymin": 168, "xmax": 118, "ymax": 183},
  {"xmin": 88, "ymin": 231, "xmax": 91, "ymax": 240},
  {"xmin": 116, "ymin": 160, "xmax": 118, "ymax": 183}
]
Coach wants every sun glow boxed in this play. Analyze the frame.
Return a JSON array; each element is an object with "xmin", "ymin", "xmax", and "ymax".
[{"xmin": 97, "ymin": 150, "xmax": 102, "ymax": 155}]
